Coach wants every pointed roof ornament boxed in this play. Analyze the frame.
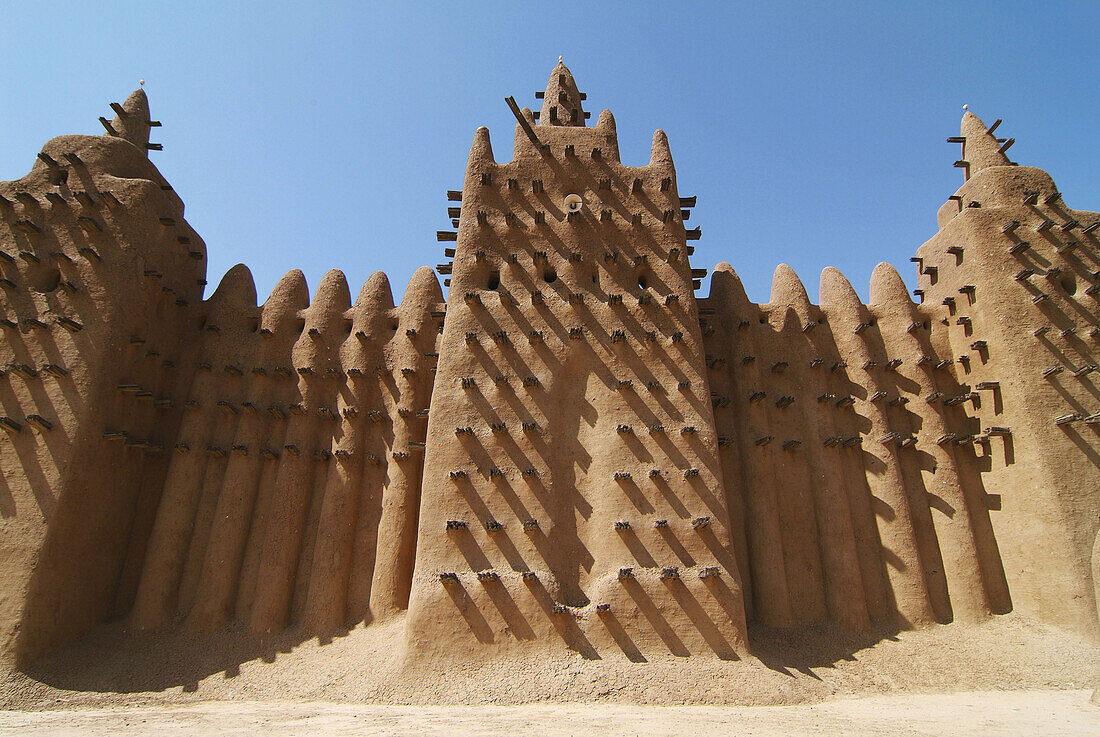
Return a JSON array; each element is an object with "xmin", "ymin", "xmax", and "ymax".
[
  {"xmin": 539, "ymin": 59, "xmax": 586, "ymax": 127},
  {"xmin": 960, "ymin": 109, "xmax": 1011, "ymax": 177},
  {"xmin": 103, "ymin": 88, "xmax": 160, "ymax": 155},
  {"xmin": 354, "ymin": 271, "xmax": 395, "ymax": 316},
  {"xmin": 650, "ymin": 129, "xmax": 673, "ymax": 167},
  {"xmin": 468, "ymin": 126, "xmax": 495, "ymax": 163},
  {"xmin": 869, "ymin": 262, "xmax": 914, "ymax": 309},
  {"xmin": 404, "ymin": 265, "xmax": 444, "ymax": 306},
  {"xmin": 709, "ymin": 262, "xmax": 751, "ymax": 306}
]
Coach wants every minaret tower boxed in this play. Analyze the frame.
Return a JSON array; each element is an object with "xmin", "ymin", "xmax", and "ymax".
[
  {"xmin": 914, "ymin": 111, "xmax": 1100, "ymax": 640},
  {"xmin": 406, "ymin": 61, "xmax": 748, "ymax": 660},
  {"xmin": 0, "ymin": 88, "xmax": 205, "ymax": 664}
]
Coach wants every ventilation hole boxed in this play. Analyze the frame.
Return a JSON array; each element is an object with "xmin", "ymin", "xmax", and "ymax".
[
  {"xmin": 49, "ymin": 169, "xmax": 67, "ymax": 186},
  {"xmin": 591, "ymin": 272, "xmax": 599, "ymax": 286},
  {"xmin": 638, "ymin": 274, "xmax": 648, "ymax": 289},
  {"xmin": 487, "ymin": 271, "xmax": 500, "ymax": 290},
  {"xmin": 389, "ymin": 319, "xmax": 399, "ymax": 331},
  {"xmin": 1061, "ymin": 275, "xmax": 1077, "ymax": 295},
  {"xmin": 543, "ymin": 268, "xmax": 557, "ymax": 284},
  {"xmin": 248, "ymin": 317, "xmax": 260, "ymax": 333},
  {"xmin": 759, "ymin": 316, "xmax": 767, "ymax": 324},
  {"xmin": 31, "ymin": 267, "xmax": 60, "ymax": 293}
]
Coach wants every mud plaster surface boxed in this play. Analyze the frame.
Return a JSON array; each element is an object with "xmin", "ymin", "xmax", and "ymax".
[
  {"xmin": 0, "ymin": 615, "xmax": 1095, "ymax": 711},
  {"xmin": 1, "ymin": 64, "xmax": 1099, "ymax": 721},
  {"xmin": 1, "ymin": 691, "xmax": 1098, "ymax": 736}
]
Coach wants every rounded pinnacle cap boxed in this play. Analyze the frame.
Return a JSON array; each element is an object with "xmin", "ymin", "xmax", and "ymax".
[
  {"xmin": 107, "ymin": 88, "xmax": 152, "ymax": 151},
  {"xmin": 540, "ymin": 59, "xmax": 586, "ymax": 127}
]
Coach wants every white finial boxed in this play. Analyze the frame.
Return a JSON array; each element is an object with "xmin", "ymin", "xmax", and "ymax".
[
  {"xmin": 559, "ymin": 56, "xmax": 563, "ymax": 63},
  {"xmin": 962, "ymin": 104, "xmax": 968, "ymax": 110},
  {"xmin": 139, "ymin": 79, "xmax": 145, "ymax": 86}
]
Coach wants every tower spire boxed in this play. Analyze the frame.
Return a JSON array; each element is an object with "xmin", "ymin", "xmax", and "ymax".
[
  {"xmin": 959, "ymin": 110, "xmax": 1011, "ymax": 177},
  {"xmin": 103, "ymin": 88, "xmax": 158, "ymax": 155},
  {"xmin": 539, "ymin": 59, "xmax": 586, "ymax": 126}
]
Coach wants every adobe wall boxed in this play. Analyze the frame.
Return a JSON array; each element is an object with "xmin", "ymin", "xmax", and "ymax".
[
  {"xmin": 127, "ymin": 264, "xmax": 444, "ymax": 638},
  {"xmin": 406, "ymin": 63, "xmax": 747, "ymax": 662},
  {"xmin": 0, "ymin": 66, "xmax": 1096, "ymax": 670},
  {"xmin": 0, "ymin": 90, "xmax": 205, "ymax": 665},
  {"xmin": 698, "ymin": 111, "xmax": 1099, "ymax": 641},
  {"xmin": 702, "ymin": 261, "xmax": 1012, "ymax": 633},
  {"xmin": 913, "ymin": 113, "xmax": 1100, "ymax": 639}
]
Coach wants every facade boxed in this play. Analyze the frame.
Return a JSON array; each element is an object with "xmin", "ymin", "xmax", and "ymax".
[{"xmin": 0, "ymin": 63, "xmax": 1096, "ymax": 668}]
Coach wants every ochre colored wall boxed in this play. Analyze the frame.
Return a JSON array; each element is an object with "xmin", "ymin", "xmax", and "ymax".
[
  {"xmin": 407, "ymin": 63, "xmax": 747, "ymax": 663},
  {"xmin": 0, "ymin": 68, "xmax": 1096, "ymax": 669}
]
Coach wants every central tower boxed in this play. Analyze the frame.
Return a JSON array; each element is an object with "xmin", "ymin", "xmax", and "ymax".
[{"xmin": 405, "ymin": 62, "xmax": 748, "ymax": 660}]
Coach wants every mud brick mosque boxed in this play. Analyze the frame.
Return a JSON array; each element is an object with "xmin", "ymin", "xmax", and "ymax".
[{"xmin": 0, "ymin": 61, "xmax": 1096, "ymax": 669}]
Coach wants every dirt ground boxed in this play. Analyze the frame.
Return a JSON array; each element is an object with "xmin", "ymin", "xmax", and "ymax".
[
  {"xmin": 0, "ymin": 691, "xmax": 1097, "ymax": 737},
  {"xmin": 0, "ymin": 613, "xmax": 1096, "ymax": 735},
  {"xmin": 4, "ymin": 614, "xmax": 1097, "ymax": 708}
]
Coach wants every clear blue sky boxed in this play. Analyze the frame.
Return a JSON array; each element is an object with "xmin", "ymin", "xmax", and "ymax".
[{"xmin": 2, "ymin": 2, "xmax": 1097, "ymax": 304}]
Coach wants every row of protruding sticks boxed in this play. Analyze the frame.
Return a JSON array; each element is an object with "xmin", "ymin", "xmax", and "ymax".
[
  {"xmin": 463, "ymin": 324, "xmax": 690, "ymax": 351},
  {"xmin": 1000, "ymin": 205, "xmax": 1100, "ymax": 430},
  {"xmin": 438, "ymin": 204, "xmax": 697, "ymax": 231},
  {"xmin": 0, "ymin": 357, "xmax": 71, "ymax": 433},
  {"xmin": 459, "ymin": 288, "xmax": 689, "ymax": 308},
  {"xmin": 445, "ymin": 179, "xmax": 693, "ymax": 202},
  {"xmin": 0, "ymin": 243, "xmax": 196, "ymax": 311},
  {"xmin": 444, "ymin": 516, "xmax": 711, "ymax": 534},
  {"xmin": 745, "ymin": 428, "xmax": 1009, "ymax": 450},
  {"xmin": 437, "ymin": 567, "xmax": 721, "ymax": 594},
  {"xmin": 1033, "ymin": 324, "xmax": 1100, "ymax": 428},
  {"xmin": 168, "ymin": 441, "xmax": 422, "ymax": 462},
  {"xmin": 742, "ymin": 386, "xmax": 982, "ymax": 409},
  {"xmin": 459, "ymin": 372, "xmax": 692, "ymax": 392},
  {"xmin": 438, "ymin": 243, "xmax": 697, "ymax": 284},
  {"xmin": 2, "ymin": 176, "xmax": 205, "ymax": 267},
  {"xmin": 437, "ymin": 564, "xmax": 723, "ymax": 615},
  {"xmin": 447, "ymin": 466, "xmax": 704, "ymax": 480},
  {"xmin": 725, "ymin": 353, "xmax": 964, "ymax": 377}
]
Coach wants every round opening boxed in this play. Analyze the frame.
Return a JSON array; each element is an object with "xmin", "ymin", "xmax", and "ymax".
[
  {"xmin": 487, "ymin": 272, "xmax": 500, "ymax": 290},
  {"xmin": 543, "ymin": 268, "xmax": 557, "ymax": 283},
  {"xmin": 564, "ymin": 194, "xmax": 583, "ymax": 213},
  {"xmin": 1061, "ymin": 275, "xmax": 1077, "ymax": 295},
  {"xmin": 31, "ymin": 267, "xmax": 60, "ymax": 293},
  {"xmin": 638, "ymin": 274, "xmax": 648, "ymax": 289}
]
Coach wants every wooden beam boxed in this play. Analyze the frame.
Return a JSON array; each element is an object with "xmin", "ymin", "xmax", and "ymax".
[{"xmin": 505, "ymin": 96, "xmax": 543, "ymax": 149}]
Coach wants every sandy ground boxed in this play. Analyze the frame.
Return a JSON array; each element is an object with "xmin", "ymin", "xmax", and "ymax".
[
  {"xmin": 0, "ymin": 613, "xmax": 1096, "ymax": 737},
  {"xmin": 0, "ymin": 690, "xmax": 1097, "ymax": 736},
  {"xmin": 4, "ymin": 614, "xmax": 1096, "ymax": 709}
]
